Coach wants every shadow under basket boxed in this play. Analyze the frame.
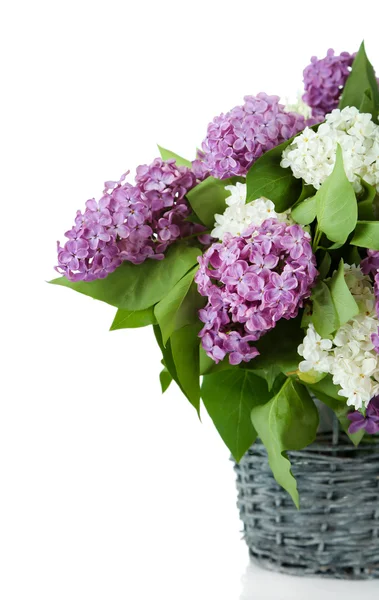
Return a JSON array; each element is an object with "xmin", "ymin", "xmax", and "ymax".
[{"xmin": 234, "ymin": 423, "xmax": 379, "ymax": 580}]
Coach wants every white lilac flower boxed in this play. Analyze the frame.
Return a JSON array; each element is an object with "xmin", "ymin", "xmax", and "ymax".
[
  {"xmin": 211, "ymin": 182, "xmax": 291, "ymax": 241},
  {"xmin": 298, "ymin": 324, "xmax": 333, "ymax": 373},
  {"xmin": 281, "ymin": 106, "xmax": 379, "ymax": 193},
  {"xmin": 298, "ymin": 264, "xmax": 379, "ymax": 409},
  {"xmin": 284, "ymin": 94, "xmax": 313, "ymax": 121}
]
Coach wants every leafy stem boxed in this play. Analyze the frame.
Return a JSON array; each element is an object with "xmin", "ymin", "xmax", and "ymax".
[{"xmin": 312, "ymin": 224, "xmax": 322, "ymax": 252}]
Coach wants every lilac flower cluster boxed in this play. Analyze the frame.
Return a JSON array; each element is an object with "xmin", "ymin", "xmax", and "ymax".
[
  {"xmin": 347, "ymin": 395, "xmax": 379, "ymax": 435},
  {"xmin": 193, "ymin": 93, "xmax": 306, "ymax": 180},
  {"xmin": 302, "ymin": 49, "xmax": 355, "ymax": 121},
  {"xmin": 56, "ymin": 159, "xmax": 203, "ymax": 282},
  {"xmin": 195, "ymin": 220, "xmax": 317, "ymax": 365},
  {"xmin": 361, "ymin": 250, "xmax": 379, "ymax": 353}
]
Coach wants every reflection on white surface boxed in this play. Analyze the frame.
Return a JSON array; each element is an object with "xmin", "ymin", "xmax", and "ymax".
[{"xmin": 240, "ymin": 560, "xmax": 379, "ymax": 600}]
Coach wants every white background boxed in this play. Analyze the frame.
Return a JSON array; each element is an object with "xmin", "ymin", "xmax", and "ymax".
[{"xmin": 2, "ymin": 1, "xmax": 379, "ymax": 598}]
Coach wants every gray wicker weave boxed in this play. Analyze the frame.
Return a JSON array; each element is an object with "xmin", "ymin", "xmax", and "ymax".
[{"xmin": 234, "ymin": 425, "xmax": 379, "ymax": 579}]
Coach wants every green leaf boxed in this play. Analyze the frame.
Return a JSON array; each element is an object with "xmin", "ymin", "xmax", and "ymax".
[
  {"xmin": 171, "ymin": 324, "xmax": 201, "ymax": 413},
  {"xmin": 186, "ymin": 176, "xmax": 237, "ymax": 229},
  {"xmin": 301, "ymin": 302, "xmax": 313, "ymax": 329},
  {"xmin": 200, "ymin": 353, "xmax": 285, "ymax": 381},
  {"xmin": 249, "ymin": 364, "xmax": 282, "ymax": 392},
  {"xmin": 318, "ymin": 252, "xmax": 331, "ymax": 280},
  {"xmin": 185, "ymin": 213, "xmax": 203, "ymax": 225},
  {"xmin": 246, "ymin": 140, "xmax": 302, "ymax": 211},
  {"xmin": 351, "ymin": 221, "xmax": 379, "ymax": 251},
  {"xmin": 291, "ymin": 195, "xmax": 316, "ymax": 225},
  {"xmin": 251, "ymin": 378, "xmax": 319, "ymax": 507},
  {"xmin": 247, "ymin": 316, "xmax": 305, "ymax": 376},
  {"xmin": 358, "ymin": 200, "xmax": 375, "ymax": 221},
  {"xmin": 345, "ymin": 245, "xmax": 362, "ymax": 266},
  {"xmin": 357, "ymin": 180, "xmax": 378, "ymax": 220},
  {"xmin": 155, "ymin": 263, "xmax": 206, "ymax": 409},
  {"xmin": 339, "ymin": 42, "xmax": 379, "ymax": 123},
  {"xmin": 50, "ymin": 244, "xmax": 200, "ymax": 311},
  {"xmin": 338, "ymin": 412, "xmax": 366, "ymax": 446},
  {"xmin": 155, "ymin": 320, "xmax": 202, "ymax": 414},
  {"xmin": 297, "ymin": 370, "xmax": 327, "ymax": 385},
  {"xmin": 199, "ymin": 347, "xmax": 232, "ymax": 376},
  {"xmin": 360, "ymin": 178, "xmax": 377, "ymax": 203},
  {"xmin": 154, "ymin": 267, "xmax": 199, "ymax": 345},
  {"xmin": 315, "ymin": 144, "xmax": 357, "ymax": 244},
  {"xmin": 110, "ymin": 307, "xmax": 156, "ymax": 330},
  {"xmin": 307, "ymin": 380, "xmax": 365, "ymax": 446},
  {"xmin": 199, "ymin": 346, "xmax": 216, "ymax": 375},
  {"xmin": 307, "ymin": 375, "xmax": 343, "ymax": 401},
  {"xmin": 153, "ymin": 324, "xmax": 180, "ymax": 388},
  {"xmin": 319, "ymin": 241, "xmax": 345, "ymax": 251},
  {"xmin": 169, "ymin": 281, "xmax": 206, "ymax": 339},
  {"xmin": 360, "ymin": 88, "xmax": 375, "ymax": 116},
  {"xmin": 296, "ymin": 183, "xmax": 317, "ymax": 204},
  {"xmin": 159, "ymin": 367, "xmax": 172, "ymax": 394},
  {"xmin": 274, "ymin": 380, "xmax": 319, "ymax": 450},
  {"xmin": 310, "ymin": 281, "xmax": 339, "ymax": 338},
  {"xmin": 308, "ymin": 389, "xmax": 341, "ymax": 413},
  {"xmin": 328, "ymin": 259, "xmax": 359, "ymax": 327},
  {"xmin": 202, "ymin": 370, "xmax": 272, "ymax": 461},
  {"xmin": 157, "ymin": 145, "xmax": 192, "ymax": 168}
]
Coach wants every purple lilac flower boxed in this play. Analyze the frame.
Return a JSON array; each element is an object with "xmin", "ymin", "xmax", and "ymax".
[
  {"xmin": 347, "ymin": 396, "xmax": 379, "ymax": 435},
  {"xmin": 56, "ymin": 159, "xmax": 205, "ymax": 282},
  {"xmin": 195, "ymin": 220, "xmax": 317, "ymax": 365},
  {"xmin": 302, "ymin": 49, "xmax": 355, "ymax": 121},
  {"xmin": 193, "ymin": 93, "xmax": 306, "ymax": 180},
  {"xmin": 374, "ymin": 271, "xmax": 379, "ymax": 351},
  {"xmin": 361, "ymin": 249, "xmax": 379, "ymax": 277},
  {"xmin": 361, "ymin": 250, "xmax": 379, "ymax": 353},
  {"xmin": 372, "ymin": 332, "xmax": 379, "ymax": 354}
]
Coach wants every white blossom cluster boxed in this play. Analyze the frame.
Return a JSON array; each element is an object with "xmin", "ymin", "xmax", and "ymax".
[
  {"xmin": 211, "ymin": 182, "xmax": 291, "ymax": 241},
  {"xmin": 298, "ymin": 265, "xmax": 379, "ymax": 409},
  {"xmin": 281, "ymin": 106, "xmax": 379, "ymax": 193}
]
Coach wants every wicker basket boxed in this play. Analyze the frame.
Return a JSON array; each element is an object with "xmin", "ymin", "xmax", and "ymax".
[{"xmin": 234, "ymin": 416, "xmax": 379, "ymax": 580}]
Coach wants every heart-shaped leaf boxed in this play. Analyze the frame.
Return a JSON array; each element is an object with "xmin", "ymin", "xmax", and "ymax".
[
  {"xmin": 315, "ymin": 145, "xmax": 357, "ymax": 244},
  {"xmin": 246, "ymin": 140, "xmax": 302, "ymax": 211},
  {"xmin": 251, "ymin": 378, "xmax": 319, "ymax": 507},
  {"xmin": 202, "ymin": 370, "xmax": 272, "ymax": 461}
]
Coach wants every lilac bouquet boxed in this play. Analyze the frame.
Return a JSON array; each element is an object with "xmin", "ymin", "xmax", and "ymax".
[{"xmin": 52, "ymin": 42, "xmax": 379, "ymax": 506}]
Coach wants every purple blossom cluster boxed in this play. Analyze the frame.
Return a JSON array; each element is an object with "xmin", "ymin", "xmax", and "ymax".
[
  {"xmin": 302, "ymin": 49, "xmax": 355, "ymax": 121},
  {"xmin": 56, "ymin": 159, "xmax": 203, "ymax": 282},
  {"xmin": 361, "ymin": 250, "xmax": 379, "ymax": 353},
  {"xmin": 193, "ymin": 93, "xmax": 306, "ymax": 180},
  {"xmin": 195, "ymin": 220, "xmax": 317, "ymax": 365},
  {"xmin": 347, "ymin": 395, "xmax": 379, "ymax": 435}
]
